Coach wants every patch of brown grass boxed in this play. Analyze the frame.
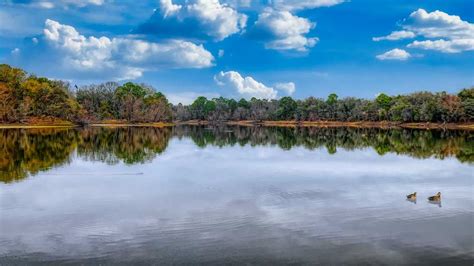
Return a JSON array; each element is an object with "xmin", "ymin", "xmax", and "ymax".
[{"xmin": 0, "ymin": 117, "xmax": 75, "ymax": 128}]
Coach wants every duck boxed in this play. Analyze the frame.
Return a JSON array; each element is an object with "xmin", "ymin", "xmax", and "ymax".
[
  {"xmin": 428, "ymin": 192, "xmax": 441, "ymax": 201},
  {"xmin": 406, "ymin": 192, "xmax": 417, "ymax": 200}
]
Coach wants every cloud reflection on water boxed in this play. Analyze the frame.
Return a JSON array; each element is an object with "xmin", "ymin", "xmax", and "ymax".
[{"xmin": 1, "ymin": 131, "xmax": 473, "ymax": 264}]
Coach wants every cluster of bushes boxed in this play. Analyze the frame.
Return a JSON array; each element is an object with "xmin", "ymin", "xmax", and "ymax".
[{"xmin": 1, "ymin": 64, "xmax": 473, "ymax": 124}]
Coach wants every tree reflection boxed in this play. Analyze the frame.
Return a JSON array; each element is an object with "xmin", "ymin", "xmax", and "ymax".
[
  {"xmin": 0, "ymin": 128, "xmax": 79, "ymax": 183},
  {"xmin": 175, "ymin": 126, "xmax": 473, "ymax": 163},
  {"xmin": 0, "ymin": 127, "xmax": 172, "ymax": 183},
  {"xmin": 77, "ymin": 127, "xmax": 172, "ymax": 165},
  {"xmin": 0, "ymin": 126, "xmax": 472, "ymax": 183}
]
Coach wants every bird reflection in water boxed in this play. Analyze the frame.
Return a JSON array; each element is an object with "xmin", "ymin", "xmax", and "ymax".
[
  {"xmin": 428, "ymin": 192, "xmax": 442, "ymax": 207},
  {"xmin": 428, "ymin": 200, "xmax": 442, "ymax": 208},
  {"xmin": 406, "ymin": 198, "xmax": 417, "ymax": 204}
]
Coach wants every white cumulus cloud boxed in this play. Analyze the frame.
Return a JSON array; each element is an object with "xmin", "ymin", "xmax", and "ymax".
[
  {"xmin": 138, "ymin": 0, "xmax": 248, "ymax": 41},
  {"xmin": 41, "ymin": 19, "xmax": 214, "ymax": 80},
  {"xmin": 404, "ymin": 9, "xmax": 474, "ymax": 40},
  {"xmin": 250, "ymin": 9, "xmax": 317, "ymax": 52},
  {"xmin": 214, "ymin": 71, "xmax": 278, "ymax": 99},
  {"xmin": 275, "ymin": 82, "xmax": 296, "ymax": 95},
  {"xmin": 376, "ymin": 48, "xmax": 411, "ymax": 61},
  {"xmin": 403, "ymin": 9, "xmax": 474, "ymax": 53},
  {"xmin": 375, "ymin": 9, "xmax": 474, "ymax": 54},
  {"xmin": 407, "ymin": 39, "xmax": 474, "ymax": 53}
]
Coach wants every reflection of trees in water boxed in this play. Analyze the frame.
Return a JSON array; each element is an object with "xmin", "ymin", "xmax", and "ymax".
[
  {"xmin": 0, "ymin": 128, "xmax": 79, "ymax": 183},
  {"xmin": 0, "ymin": 126, "xmax": 472, "ymax": 183},
  {"xmin": 174, "ymin": 126, "xmax": 473, "ymax": 163},
  {"xmin": 77, "ymin": 127, "xmax": 172, "ymax": 165},
  {"xmin": 0, "ymin": 127, "xmax": 172, "ymax": 183}
]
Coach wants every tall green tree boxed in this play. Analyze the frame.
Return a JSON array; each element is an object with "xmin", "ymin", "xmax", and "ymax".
[
  {"xmin": 458, "ymin": 88, "xmax": 474, "ymax": 121},
  {"xmin": 276, "ymin": 97, "xmax": 297, "ymax": 120}
]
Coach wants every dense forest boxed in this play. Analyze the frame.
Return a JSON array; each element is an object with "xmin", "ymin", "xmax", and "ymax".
[
  {"xmin": 1, "ymin": 64, "xmax": 473, "ymax": 124},
  {"xmin": 174, "ymin": 91, "xmax": 473, "ymax": 123}
]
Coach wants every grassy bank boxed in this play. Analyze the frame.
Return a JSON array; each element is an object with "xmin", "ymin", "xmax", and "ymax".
[
  {"xmin": 0, "ymin": 118, "xmax": 173, "ymax": 128},
  {"xmin": 88, "ymin": 122, "xmax": 174, "ymax": 127},
  {"xmin": 87, "ymin": 119, "xmax": 174, "ymax": 127},
  {"xmin": 0, "ymin": 117, "xmax": 76, "ymax": 128}
]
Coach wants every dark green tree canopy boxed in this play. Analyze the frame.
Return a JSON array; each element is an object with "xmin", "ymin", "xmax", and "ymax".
[
  {"xmin": 276, "ymin": 97, "xmax": 297, "ymax": 120},
  {"xmin": 326, "ymin": 93, "xmax": 338, "ymax": 105},
  {"xmin": 376, "ymin": 93, "xmax": 393, "ymax": 110}
]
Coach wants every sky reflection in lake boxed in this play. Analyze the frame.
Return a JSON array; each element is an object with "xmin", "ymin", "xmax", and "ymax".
[{"xmin": 0, "ymin": 127, "xmax": 473, "ymax": 265}]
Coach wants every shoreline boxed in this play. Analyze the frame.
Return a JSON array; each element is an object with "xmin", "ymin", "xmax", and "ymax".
[
  {"xmin": 1, "ymin": 120, "xmax": 473, "ymax": 130},
  {"xmin": 88, "ymin": 122, "xmax": 174, "ymax": 128}
]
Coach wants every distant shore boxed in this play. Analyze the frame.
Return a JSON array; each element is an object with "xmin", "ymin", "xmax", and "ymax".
[{"xmin": 1, "ymin": 119, "xmax": 473, "ymax": 130}]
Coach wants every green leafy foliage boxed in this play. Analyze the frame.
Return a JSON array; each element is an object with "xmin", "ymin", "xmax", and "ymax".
[
  {"xmin": 0, "ymin": 64, "xmax": 172, "ymax": 123},
  {"xmin": 0, "ymin": 64, "xmax": 472, "ymax": 124},
  {"xmin": 276, "ymin": 97, "xmax": 297, "ymax": 120},
  {"xmin": 173, "ymin": 89, "xmax": 473, "ymax": 123},
  {"xmin": 0, "ymin": 64, "xmax": 80, "ymax": 122},
  {"xmin": 190, "ymin": 96, "xmax": 216, "ymax": 120},
  {"xmin": 77, "ymin": 82, "xmax": 172, "ymax": 122}
]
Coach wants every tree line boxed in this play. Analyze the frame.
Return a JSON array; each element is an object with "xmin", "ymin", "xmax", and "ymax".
[
  {"xmin": 176, "ymin": 91, "xmax": 473, "ymax": 123},
  {"xmin": 1, "ymin": 64, "xmax": 473, "ymax": 123}
]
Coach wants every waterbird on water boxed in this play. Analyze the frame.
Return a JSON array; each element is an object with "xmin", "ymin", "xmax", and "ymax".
[
  {"xmin": 428, "ymin": 192, "xmax": 441, "ymax": 201},
  {"xmin": 406, "ymin": 192, "xmax": 417, "ymax": 200}
]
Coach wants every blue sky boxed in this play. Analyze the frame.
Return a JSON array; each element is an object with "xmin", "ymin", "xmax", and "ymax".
[{"xmin": 1, "ymin": 0, "xmax": 473, "ymax": 104}]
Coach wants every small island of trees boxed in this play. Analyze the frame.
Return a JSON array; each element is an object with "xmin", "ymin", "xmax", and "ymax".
[{"xmin": 0, "ymin": 64, "xmax": 473, "ymax": 127}]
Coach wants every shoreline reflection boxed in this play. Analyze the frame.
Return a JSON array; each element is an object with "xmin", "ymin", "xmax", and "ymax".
[{"xmin": 1, "ymin": 126, "xmax": 472, "ymax": 183}]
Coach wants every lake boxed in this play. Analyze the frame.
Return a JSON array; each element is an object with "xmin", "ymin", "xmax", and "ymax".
[{"xmin": 0, "ymin": 126, "xmax": 473, "ymax": 265}]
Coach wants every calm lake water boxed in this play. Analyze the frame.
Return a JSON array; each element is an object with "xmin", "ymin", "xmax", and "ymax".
[{"xmin": 1, "ymin": 126, "xmax": 473, "ymax": 265}]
